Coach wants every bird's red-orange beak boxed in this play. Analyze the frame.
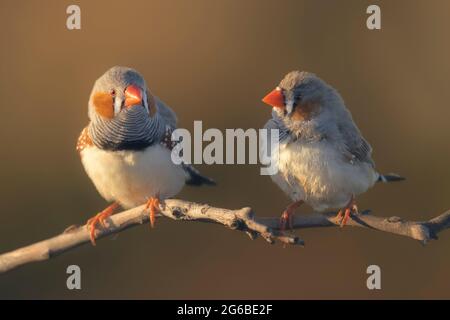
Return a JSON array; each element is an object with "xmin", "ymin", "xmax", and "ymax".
[
  {"xmin": 124, "ymin": 84, "xmax": 143, "ymax": 108},
  {"xmin": 262, "ymin": 87, "xmax": 285, "ymax": 108}
]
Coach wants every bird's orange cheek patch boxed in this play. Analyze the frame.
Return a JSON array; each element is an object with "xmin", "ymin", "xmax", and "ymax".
[
  {"xmin": 291, "ymin": 102, "xmax": 320, "ymax": 121},
  {"xmin": 93, "ymin": 92, "xmax": 114, "ymax": 119}
]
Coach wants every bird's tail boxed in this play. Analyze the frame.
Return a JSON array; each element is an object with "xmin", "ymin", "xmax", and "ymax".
[
  {"xmin": 183, "ymin": 164, "xmax": 216, "ymax": 186},
  {"xmin": 377, "ymin": 172, "xmax": 406, "ymax": 183}
]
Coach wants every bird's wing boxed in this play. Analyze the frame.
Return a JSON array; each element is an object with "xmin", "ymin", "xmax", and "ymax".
[
  {"xmin": 337, "ymin": 120, "xmax": 375, "ymax": 167},
  {"xmin": 155, "ymin": 97, "xmax": 215, "ymax": 186},
  {"xmin": 260, "ymin": 111, "xmax": 291, "ymax": 166},
  {"xmin": 154, "ymin": 96, "xmax": 177, "ymax": 130}
]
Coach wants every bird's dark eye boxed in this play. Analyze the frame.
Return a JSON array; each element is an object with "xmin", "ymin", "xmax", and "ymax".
[{"xmin": 110, "ymin": 89, "xmax": 116, "ymax": 97}]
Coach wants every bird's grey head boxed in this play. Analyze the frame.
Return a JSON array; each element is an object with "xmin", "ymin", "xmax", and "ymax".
[
  {"xmin": 262, "ymin": 71, "xmax": 331, "ymax": 119},
  {"xmin": 262, "ymin": 70, "xmax": 346, "ymax": 140},
  {"xmin": 87, "ymin": 66, "xmax": 162, "ymax": 151}
]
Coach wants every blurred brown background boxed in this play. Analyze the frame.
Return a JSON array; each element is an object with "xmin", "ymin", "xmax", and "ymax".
[{"xmin": 0, "ymin": 0, "xmax": 449, "ymax": 299}]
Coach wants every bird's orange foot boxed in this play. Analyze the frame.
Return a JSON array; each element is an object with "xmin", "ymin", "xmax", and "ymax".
[
  {"xmin": 336, "ymin": 196, "xmax": 358, "ymax": 227},
  {"xmin": 279, "ymin": 200, "xmax": 304, "ymax": 231},
  {"xmin": 86, "ymin": 202, "xmax": 119, "ymax": 246},
  {"xmin": 145, "ymin": 196, "xmax": 161, "ymax": 228}
]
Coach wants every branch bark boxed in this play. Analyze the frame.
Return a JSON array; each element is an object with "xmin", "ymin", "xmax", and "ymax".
[{"xmin": 0, "ymin": 199, "xmax": 449, "ymax": 274}]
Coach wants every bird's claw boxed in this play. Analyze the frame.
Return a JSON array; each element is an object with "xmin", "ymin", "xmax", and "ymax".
[
  {"xmin": 278, "ymin": 200, "xmax": 303, "ymax": 233},
  {"xmin": 145, "ymin": 196, "xmax": 160, "ymax": 228},
  {"xmin": 279, "ymin": 211, "xmax": 293, "ymax": 231},
  {"xmin": 86, "ymin": 203, "xmax": 119, "ymax": 246},
  {"xmin": 336, "ymin": 197, "xmax": 358, "ymax": 227}
]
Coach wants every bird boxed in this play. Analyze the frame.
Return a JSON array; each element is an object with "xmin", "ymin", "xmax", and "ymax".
[
  {"xmin": 261, "ymin": 70, "xmax": 404, "ymax": 230},
  {"xmin": 77, "ymin": 66, "xmax": 215, "ymax": 245}
]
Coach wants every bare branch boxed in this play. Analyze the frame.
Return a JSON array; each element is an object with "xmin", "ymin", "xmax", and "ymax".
[
  {"xmin": 258, "ymin": 209, "xmax": 450, "ymax": 244},
  {"xmin": 0, "ymin": 199, "xmax": 448, "ymax": 274}
]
